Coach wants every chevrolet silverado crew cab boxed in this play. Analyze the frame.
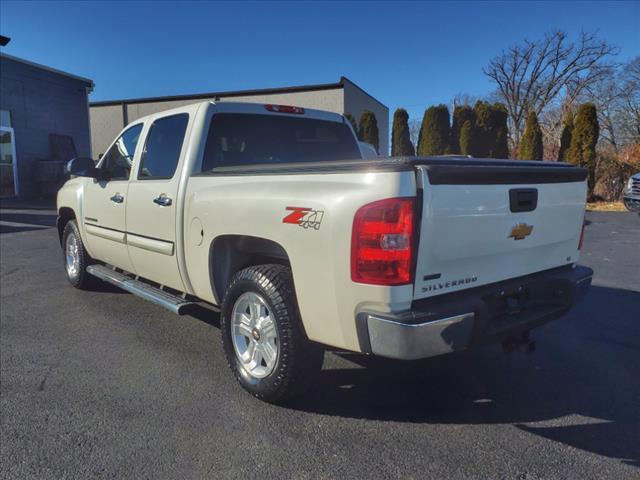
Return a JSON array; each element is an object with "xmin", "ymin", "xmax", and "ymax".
[{"xmin": 57, "ymin": 101, "xmax": 593, "ymax": 403}]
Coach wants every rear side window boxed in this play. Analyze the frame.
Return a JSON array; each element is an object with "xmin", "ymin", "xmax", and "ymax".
[
  {"xmin": 200, "ymin": 113, "xmax": 360, "ymax": 171},
  {"xmin": 138, "ymin": 114, "xmax": 189, "ymax": 180}
]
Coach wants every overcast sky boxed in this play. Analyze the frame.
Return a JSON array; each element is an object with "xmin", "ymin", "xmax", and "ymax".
[{"xmin": 1, "ymin": 1, "xmax": 638, "ymax": 121}]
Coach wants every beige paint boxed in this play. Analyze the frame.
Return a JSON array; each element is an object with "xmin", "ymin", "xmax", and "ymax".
[
  {"xmin": 82, "ymin": 179, "xmax": 135, "ymax": 272},
  {"xmin": 85, "ymin": 223, "xmax": 126, "ymax": 243},
  {"xmin": 126, "ymin": 233, "xmax": 174, "ymax": 256}
]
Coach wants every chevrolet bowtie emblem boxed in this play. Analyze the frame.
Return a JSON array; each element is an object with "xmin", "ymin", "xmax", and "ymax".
[{"xmin": 509, "ymin": 223, "xmax": 533, "ymax": 240}]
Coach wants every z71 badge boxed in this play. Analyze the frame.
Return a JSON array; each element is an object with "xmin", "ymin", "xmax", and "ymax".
[{"xmin": 283, "ymin": 206, "xmax": 324, "ymax": 230}]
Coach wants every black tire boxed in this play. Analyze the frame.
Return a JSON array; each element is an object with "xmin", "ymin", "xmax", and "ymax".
[
  {"xmin": 61, "ymin": 219, "xmax": 95, "ymax": 289},
  {"xmin": 220, "ymin": 264, "xmax": 324, "ymax": 403}
]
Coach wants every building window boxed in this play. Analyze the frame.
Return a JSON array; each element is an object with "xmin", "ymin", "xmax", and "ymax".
[{"xmin": 0, "ymin": 110, "xmax": 11, "ymax": 128}]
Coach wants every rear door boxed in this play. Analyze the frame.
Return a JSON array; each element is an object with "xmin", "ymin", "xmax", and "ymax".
[
  {"xmin": 413, "ymin": 163, "xmax": 587, "ymax": 300},
  {"xmin": 83, "ymin": 123, "xmax": 143, "ymax": 271},
  {"xmin": 125, "ymin": 113, "xmax": 190, "ymax": 292}
]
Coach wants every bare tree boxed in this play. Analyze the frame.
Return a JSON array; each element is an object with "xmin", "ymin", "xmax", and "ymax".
[
  {"xmin": 408, "ymin": 118, "xmax": 421, "ymax": 150},
  {"xmin": 580, "ymin": 57, "xmax": 640, "ymax": 150},
  {"xmin": 581, "ymin": 67, "xmax": 621, "ymax": 151},
  {"xmin": 484, "ymin": 31, "xmax": 618, "ymax": 145},
  {"xmin": 618, "ymin": 57, "xmax": 640, "ymax": 143},
  {"xmin": 451, "ymin": 93, "xmax": 479, "ymax": 108}
]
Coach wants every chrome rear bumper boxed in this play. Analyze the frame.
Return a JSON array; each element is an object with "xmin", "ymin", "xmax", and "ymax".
[
  {"xmin": 356, "ymin": 265, "xmax": 593, "ymax": 360},
  {"xmin": 365, "ymin": 313, "xmax": 475, "ymax": 360}
]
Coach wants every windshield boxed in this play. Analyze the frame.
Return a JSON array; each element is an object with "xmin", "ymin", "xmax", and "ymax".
[{"xmin": 201, "ymin": 113, "xmax": 360, "ymax": 171}]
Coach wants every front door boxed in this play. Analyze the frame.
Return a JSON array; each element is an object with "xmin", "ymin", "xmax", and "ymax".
[
  {"xmin": 126, "ymin": 113, "xmax": 189, "ymax": 292},
  {"xmin": 83, "ymin": 123, "xmax": 143, "ymax": 272},
  {"xmin": 0, "ymin": 127, "xmax": 18, "ymax": 197}
]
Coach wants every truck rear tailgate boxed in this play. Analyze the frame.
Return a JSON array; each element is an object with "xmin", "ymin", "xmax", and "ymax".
[{"xmin": 413, "ymin": 161, "xmax": 587, "ymax": 300}]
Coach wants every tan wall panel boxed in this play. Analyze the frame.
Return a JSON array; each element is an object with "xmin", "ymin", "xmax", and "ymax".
[
  {"xmin": 342, "ymin": 80, "xmax": 389, "ymax": 155},
  {"xmin": 123, "ymin": 88, "xmax": 344, "ymax": 123},
  {"xmin": 89, "ymin": 104, "xmax": 124, "ymax": 157}
]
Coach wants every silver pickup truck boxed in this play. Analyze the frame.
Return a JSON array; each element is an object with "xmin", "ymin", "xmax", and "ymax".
[{"xmin": 57, "ymin": 101, "xmax": 592, "ymax": 402}]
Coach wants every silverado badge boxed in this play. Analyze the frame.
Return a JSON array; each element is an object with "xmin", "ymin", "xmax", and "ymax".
[{"xmin": 509, "ymin": 223, "xmax": 533, "ymax": 240}]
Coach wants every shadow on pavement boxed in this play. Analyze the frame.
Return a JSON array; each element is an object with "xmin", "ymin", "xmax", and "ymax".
[
  {"xmin": 0, "ymin": 211, "xmax": 57, "ymax": 234},
  {"xmin": 0, "ymin": 224, "xmax": 50, "ymax": 234},
  {"xmin": 278, "ymin": 285, "xmax": 640, "ymax": 467}
]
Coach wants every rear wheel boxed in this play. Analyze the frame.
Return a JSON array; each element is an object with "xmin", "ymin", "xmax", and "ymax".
[
  {"xmin": 220, "ymin": 264, "xmax": 323, "ymax": 403},
  {"xmin": 61, "ymin": 220, "xmax": 94, "ymax": 289}
]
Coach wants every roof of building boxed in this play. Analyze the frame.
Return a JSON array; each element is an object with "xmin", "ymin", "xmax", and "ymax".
[
  {"xmin": 89, "ymin": 76, "xmax": 386, "ymax": 109},
  {"xmin": 0, "ymin": 52, "xmax": 94, "ymax": 91}
]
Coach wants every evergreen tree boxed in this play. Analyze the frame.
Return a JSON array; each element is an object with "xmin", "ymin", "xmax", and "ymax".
[
  {"xmin": 473, "ymin": 101, "xmax": 492, "ymax": 157},
  {"xmin": 391, "ymin": 108, "xmax": 415, "ymax": 156},
  {"xmin": 344, "ymin": 113, "xmax": 358, "ymax": 135},
  {"xmin": 519, "ymin": 111, "xmax": 543, "ymax": 160},
  {"xmin": 417, "ymin": 105, "xmax": 450, "ymax": 155},
  {"xmin": 473, "ymin": 101, "xmax": 510, "ymax": 158},
  {"xmin": 558, "ymin": 111, "xmax": 574, "ymax": 162},
  {"xmin": 358, "ymin": 110, "xmax": 379, "ymax": 153},
  {"xmin": 568, "ymin": 103, "xmax": 599, "ymax": 193},
  {"xmin": 459, "ymin": 120, "xmax": 475, "ymax": 155},
  {"xmin": 492, "ymin": 103, "xmax": 510, "ymax": 158},
  {"xmin": 450, "ymin": 106, "xmax": 476, "ymax": 155}
]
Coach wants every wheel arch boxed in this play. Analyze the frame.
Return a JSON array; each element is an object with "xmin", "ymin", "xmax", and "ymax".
[
  {"xmin": 209, "ymin": 235, "xmax": 291, "ymax": 304},
  {"xmin": 57, "ymin": 207, "xmax": 76, "ymax": 245}
]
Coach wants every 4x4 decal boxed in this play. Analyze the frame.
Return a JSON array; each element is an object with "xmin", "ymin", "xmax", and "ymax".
[{"xmin": 283, "ymin": 207, "xmax": 324, "ymax": 230}]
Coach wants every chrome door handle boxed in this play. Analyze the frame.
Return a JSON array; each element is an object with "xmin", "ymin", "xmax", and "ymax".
[
  {"xmin": 110, "ymin": 194, "xmax": 124, "ymax": 203},
  {"xmin": 153, "ymin": 194, "xmax": 172, "ymax": 207}
]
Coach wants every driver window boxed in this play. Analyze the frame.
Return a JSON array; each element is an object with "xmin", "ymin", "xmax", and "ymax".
[{"xmin": 100, "ymin": 123, "xmax": 143, "ymax": 180}]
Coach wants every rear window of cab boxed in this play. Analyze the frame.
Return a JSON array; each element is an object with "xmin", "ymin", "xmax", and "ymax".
[{"xmin": 200, "ymin": 113, "xmax": 360, "ymax": 171}]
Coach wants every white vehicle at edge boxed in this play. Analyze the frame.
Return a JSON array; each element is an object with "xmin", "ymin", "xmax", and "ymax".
[{"xmin": 57, "ymin": 101, "xmax": 593, "ymax": 403}]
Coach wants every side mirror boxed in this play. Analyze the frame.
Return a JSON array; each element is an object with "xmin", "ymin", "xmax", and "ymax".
[{"xmin": 66, "ymin": 157, "xmax": 101, "ymax": 179}]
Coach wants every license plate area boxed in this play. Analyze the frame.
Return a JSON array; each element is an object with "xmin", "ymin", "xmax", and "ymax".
[{"xmin": 481, "ymin": 281, "xmax": 570, "ymax": 336}]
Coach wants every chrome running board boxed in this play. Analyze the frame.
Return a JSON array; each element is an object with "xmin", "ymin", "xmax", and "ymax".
[{"xmin": 86, "ymin": 264, "xmax": 197, "ymax": 315}]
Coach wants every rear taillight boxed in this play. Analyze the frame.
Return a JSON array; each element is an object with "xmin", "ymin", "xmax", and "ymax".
[
  {"xmin": 578, "ymin": 221, "xmax": 585, "ymax": 250},
  {"xmin": 351, "ymin": 197, "xmax": 415, "ymax": 286},
  {"xmin": 265, "ymin": 104, "xmax": 305, "ymax": 114}
]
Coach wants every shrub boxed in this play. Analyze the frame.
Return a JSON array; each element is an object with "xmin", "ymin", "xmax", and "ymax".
[
  {"xmin": 417, "ymin": 105, "xmax": 450, "ymax": 155},
  {"xmin": 519, "ymin": 111, "xmax": 544, "ymax": 160},
  {"xmin": 459, "ymin": 120, "xmax": 476, "ymax": 155},
  {"xmin": 344, "ymin": 113, "xmax": 358, "ymax": 134},
  {"xmin": 594, "ymin": 144, "xmax": 640, "ymax": 201},
  {"xmin": 568, "ymin": 103, "xmax": 599, "ymax": 193},
  {"xmin": 558, "ymin": 111, "xmax": 573, "ymax": 162},
  {"xmin": 450, "ymin": 106, "xmax": 476, "ymax": 155},
  {"xmin": 391, "ymin": 108, "xmax": 415, "ymax": 156},
  {"xmin": 358, "ymin": 110, "xmax": 379, "ymax": 153},
  {"xmin": 473, "ymin": 101, "xmax": 510, "ymax": 158}
]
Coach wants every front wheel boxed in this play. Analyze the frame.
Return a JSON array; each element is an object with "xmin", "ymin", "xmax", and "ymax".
[
  {"xmin": 220, "ymin": 264, "xmax": 323, "ymax": 403},
  {"xmin": 61, "ymin": 220, "xmax": 95, "ymax": 289}
]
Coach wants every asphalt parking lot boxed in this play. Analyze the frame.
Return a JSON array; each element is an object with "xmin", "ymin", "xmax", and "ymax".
[{"xmin": 1, "ymin": 208, "xmax": 639, "ymax": 479}]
